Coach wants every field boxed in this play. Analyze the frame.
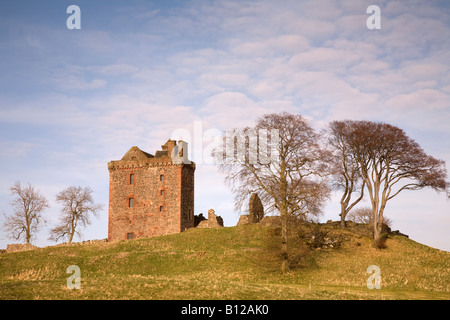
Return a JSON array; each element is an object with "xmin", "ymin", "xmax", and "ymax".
[{"xmin": 0, "ymin": 222, "xmax": 449, "ymax": 300}]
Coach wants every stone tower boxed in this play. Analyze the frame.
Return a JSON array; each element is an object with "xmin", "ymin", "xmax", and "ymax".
[{"xmin": 107, "ymin": 140, "xmax": 195, "ymax": 241}]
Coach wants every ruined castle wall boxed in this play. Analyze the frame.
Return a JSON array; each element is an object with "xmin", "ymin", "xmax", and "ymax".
[{"xmin": 180, "ymin": 165, "xmax": 195, "ymax": 232}]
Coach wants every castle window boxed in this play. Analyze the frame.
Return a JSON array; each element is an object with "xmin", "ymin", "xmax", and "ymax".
[
  {"xmin": 129, "ymin": 174, "xmax": 135, "ymax": 185},
  {"xmin": 160, "ymin": 190, "xmax": 164, "ymax": 196},
  {"xmin": 159, "ymin": 206, "xmax": 164, "ymax": 213},
  {"xmin": 160, "ymin": 174, "xmax": 164, "ymax": 181},
  {"xmin": 127, "ymin": 233, "xmax": 134, "ymax": 240},
  {"xmin": 128, "ymin": 197, "xmax": 134, "ymax": 208}
]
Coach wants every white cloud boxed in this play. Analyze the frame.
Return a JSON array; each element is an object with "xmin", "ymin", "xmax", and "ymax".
[
  {"xmin": 289, "ymin": 46, "xmax": 362, "ymax": 73},
  {"xmin": 231, "ymin": 34, "xmax": 310, "ymax": 57},
  {"xmin": 201, "ymin": 91, "xmax": 260, "ymax": 128},
  {"xmin": 99, "ymin": 63, "xmax": 139, "ymax": 76},
  {"xmin": 51, "ymin": 74, "xmax": 107, "ymax": 91},
  {"xmin": 198, "ymin": 72, "xmax": 250, "ymax": 88},
  {"xmin": 25, "ymin": 35, "xmax": 44, "ymax": 50},
  {"xmin": 386, "ymin": 89, "xmax": 450, "ymax": 112}
]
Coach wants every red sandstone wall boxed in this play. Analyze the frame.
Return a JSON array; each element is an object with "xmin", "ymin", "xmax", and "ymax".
[
  {"xmin": 107, "ymin": 144, "xmax": 195, "ymax": 242},
  {"xmin": 180, "ymin": 165, "xmax": 195, "ymax": 231}
]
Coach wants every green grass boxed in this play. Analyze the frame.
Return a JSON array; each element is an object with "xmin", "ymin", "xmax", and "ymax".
[{"xmin": 0, "ymin": 223, "xmax": 449, "ymax": 299}]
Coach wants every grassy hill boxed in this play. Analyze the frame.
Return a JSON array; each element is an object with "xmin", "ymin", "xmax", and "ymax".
[{"xmin": 0, "ymin": 222, "xmax": 449, "ymax": 300}]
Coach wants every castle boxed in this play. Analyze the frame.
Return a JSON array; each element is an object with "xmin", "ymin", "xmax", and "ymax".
[{"xmin": 107, "ymin": 140, "xmax": 195, "ymax": 241}]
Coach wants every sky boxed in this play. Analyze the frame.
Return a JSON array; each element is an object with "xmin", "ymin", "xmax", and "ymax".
[{"xmin": 0, "ymin": 0, "xmax": 449, "ymax": 251}]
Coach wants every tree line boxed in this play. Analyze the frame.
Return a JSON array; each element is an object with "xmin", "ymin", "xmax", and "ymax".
[
  {"xmin": 2, "ymin": 183, "xmax": 102, "ymax": 245},
  {"xmin": 212, "ymin": 112, "xmax": 449, "ymax": 273}
]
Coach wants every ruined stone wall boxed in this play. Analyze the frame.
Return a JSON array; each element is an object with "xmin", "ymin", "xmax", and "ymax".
[
  {"xmin": 5, "ymin": 243, "xmax": 38, "ymax": 253},
  {"xmin": 196, "ymin": 209, "xmax": 224, "ymax": 228},
  {"xmin": 249, "ymin": 193, "xmax": 264, "ymax": 223}
]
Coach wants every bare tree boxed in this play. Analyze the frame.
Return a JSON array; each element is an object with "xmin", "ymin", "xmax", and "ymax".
[
  {"xmin": 49, "ymin": 186, "xmax": 103, "ymax": 243},
  {"xmin": 325, "ymin": 121, "xmax": 365, "ymax": 227},
  {"xmin": 347, "ymin": 207, "xmax": 373, "ymax": 224},
  {"xmin": 342, "ymin": 120, "xmax": 449, "ymax": 248},
  {"xmin": 213, "ymin": 112, "xmax": 331, "ymax": 272},
  {"xmin": 347, "ymin": 207, "xmax": 392, "ymax": 228},
  {"xmin": 2, "ymin": 182, "xmax": 49, "ymax": 244}
]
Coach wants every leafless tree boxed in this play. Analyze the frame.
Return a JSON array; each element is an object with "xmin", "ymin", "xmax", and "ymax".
[
  {"xmin": 49, "ymin": 186, "xmax": 103, "ymax": 243},
  {"xmin": 2, "ymin": 182, "xmax": 49, "ymax": 244},
  {"xmin": 325, "ymin": 121, "xmax": 365, "ymax": 228},
  {"xmin": 341, "ymin": 120, "xmax": 449, "ymax": 248},
  {"xmin": 347, "ymin": 207, "xmax": 392, "ymax": 228},
  {"xmin": 213, "ymin": 112, "xmax": 331, "ymax": 272},
  {"xmin": 347, "ymin": 207, "xmax": 373, "ymax": 224}
]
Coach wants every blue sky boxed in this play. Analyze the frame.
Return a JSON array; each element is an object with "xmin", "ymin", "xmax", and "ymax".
[{"xmin": 0, "ymin": 0, "xmax": 449, "ymax": 251}]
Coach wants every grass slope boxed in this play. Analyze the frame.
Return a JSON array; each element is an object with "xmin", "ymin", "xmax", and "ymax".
[{"xmin": 0, "ymin": 223, "xmax": 449, "ymax": 300}]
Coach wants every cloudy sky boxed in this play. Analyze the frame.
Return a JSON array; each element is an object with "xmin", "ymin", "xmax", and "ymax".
[{"xmin": 0, "ymin": 0, "xmax": 449, "ymax": 251}]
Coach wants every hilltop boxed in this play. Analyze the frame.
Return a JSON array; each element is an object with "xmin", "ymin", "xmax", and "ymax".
[{"xmin": 0, "ymin": 222, "xmax": 448, "ymax": 300}]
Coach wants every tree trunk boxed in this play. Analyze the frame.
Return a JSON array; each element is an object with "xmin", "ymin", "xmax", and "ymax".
[
  {"xmin": 68, "ymin": 215, "xmax": 77, "ymax": 244},
  {"xmin": 279, "ymin": 157, "xmax": 290, "ymax": 274},
  {"xmin": 25, "ymin": 215, "xmax": 31, "ymax": 244},
  {"xmin": 340, "ymin": 202, "xmax": 347, "ymax": 228},
  {"xmin": 373, "ymin": 222, "xmax": 381, "ymax": 247},
  {"xmin": 68, "ymin": 232, "xmax": 74, "ymax": 244},
  {"xmin": 373, "ymin": 203, "xmax": 386, "ymax": 248},
  {"xmin": 339, "ymin": 186, "xmax": 349, "ymax": 228},
  {"xmin": 280, "ymin": 210, "xmax": 289, "ymax": 273},
  {"xmin": 25, "ymin": 230, "xmax": 31, "ymax": 244}
]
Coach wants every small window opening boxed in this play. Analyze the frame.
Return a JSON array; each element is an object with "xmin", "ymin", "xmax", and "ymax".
[
  {"xmin": 160, "ymin": 174, "xmax": 164, "ymax": 181},
  {"xmin": 127, "ymin": 233, "xmax": 134, "ymax": 240},
  {"xmin": 128, "ymin": 198, "xmax": 134, "ymax": 208},
  {"xmin": 160, "ymin": 190, "xmax": 164, "ymax": 196},
  {"xmin": 130, "ymin": 174, "xmax": 135, "ymax": 185},
  {"xmin": 159, "ymin": 206, "xmax": 164, "ymax": 213}
]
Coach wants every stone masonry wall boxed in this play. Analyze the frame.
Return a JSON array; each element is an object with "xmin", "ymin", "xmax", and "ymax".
[
  {"xmin": 108, "ymin": 142, "xmax": 195, "ymax": 242},
  {"xmin": 180, "ymin": 165, "xmax": 195, "ymax": 231},
  {"xmin": 249, "ymin": 193, "xmax": 264, "ymax": 223},
  {"xmin": 196, "ymin": 209, "xmax": 224, "ymax": 228}
]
